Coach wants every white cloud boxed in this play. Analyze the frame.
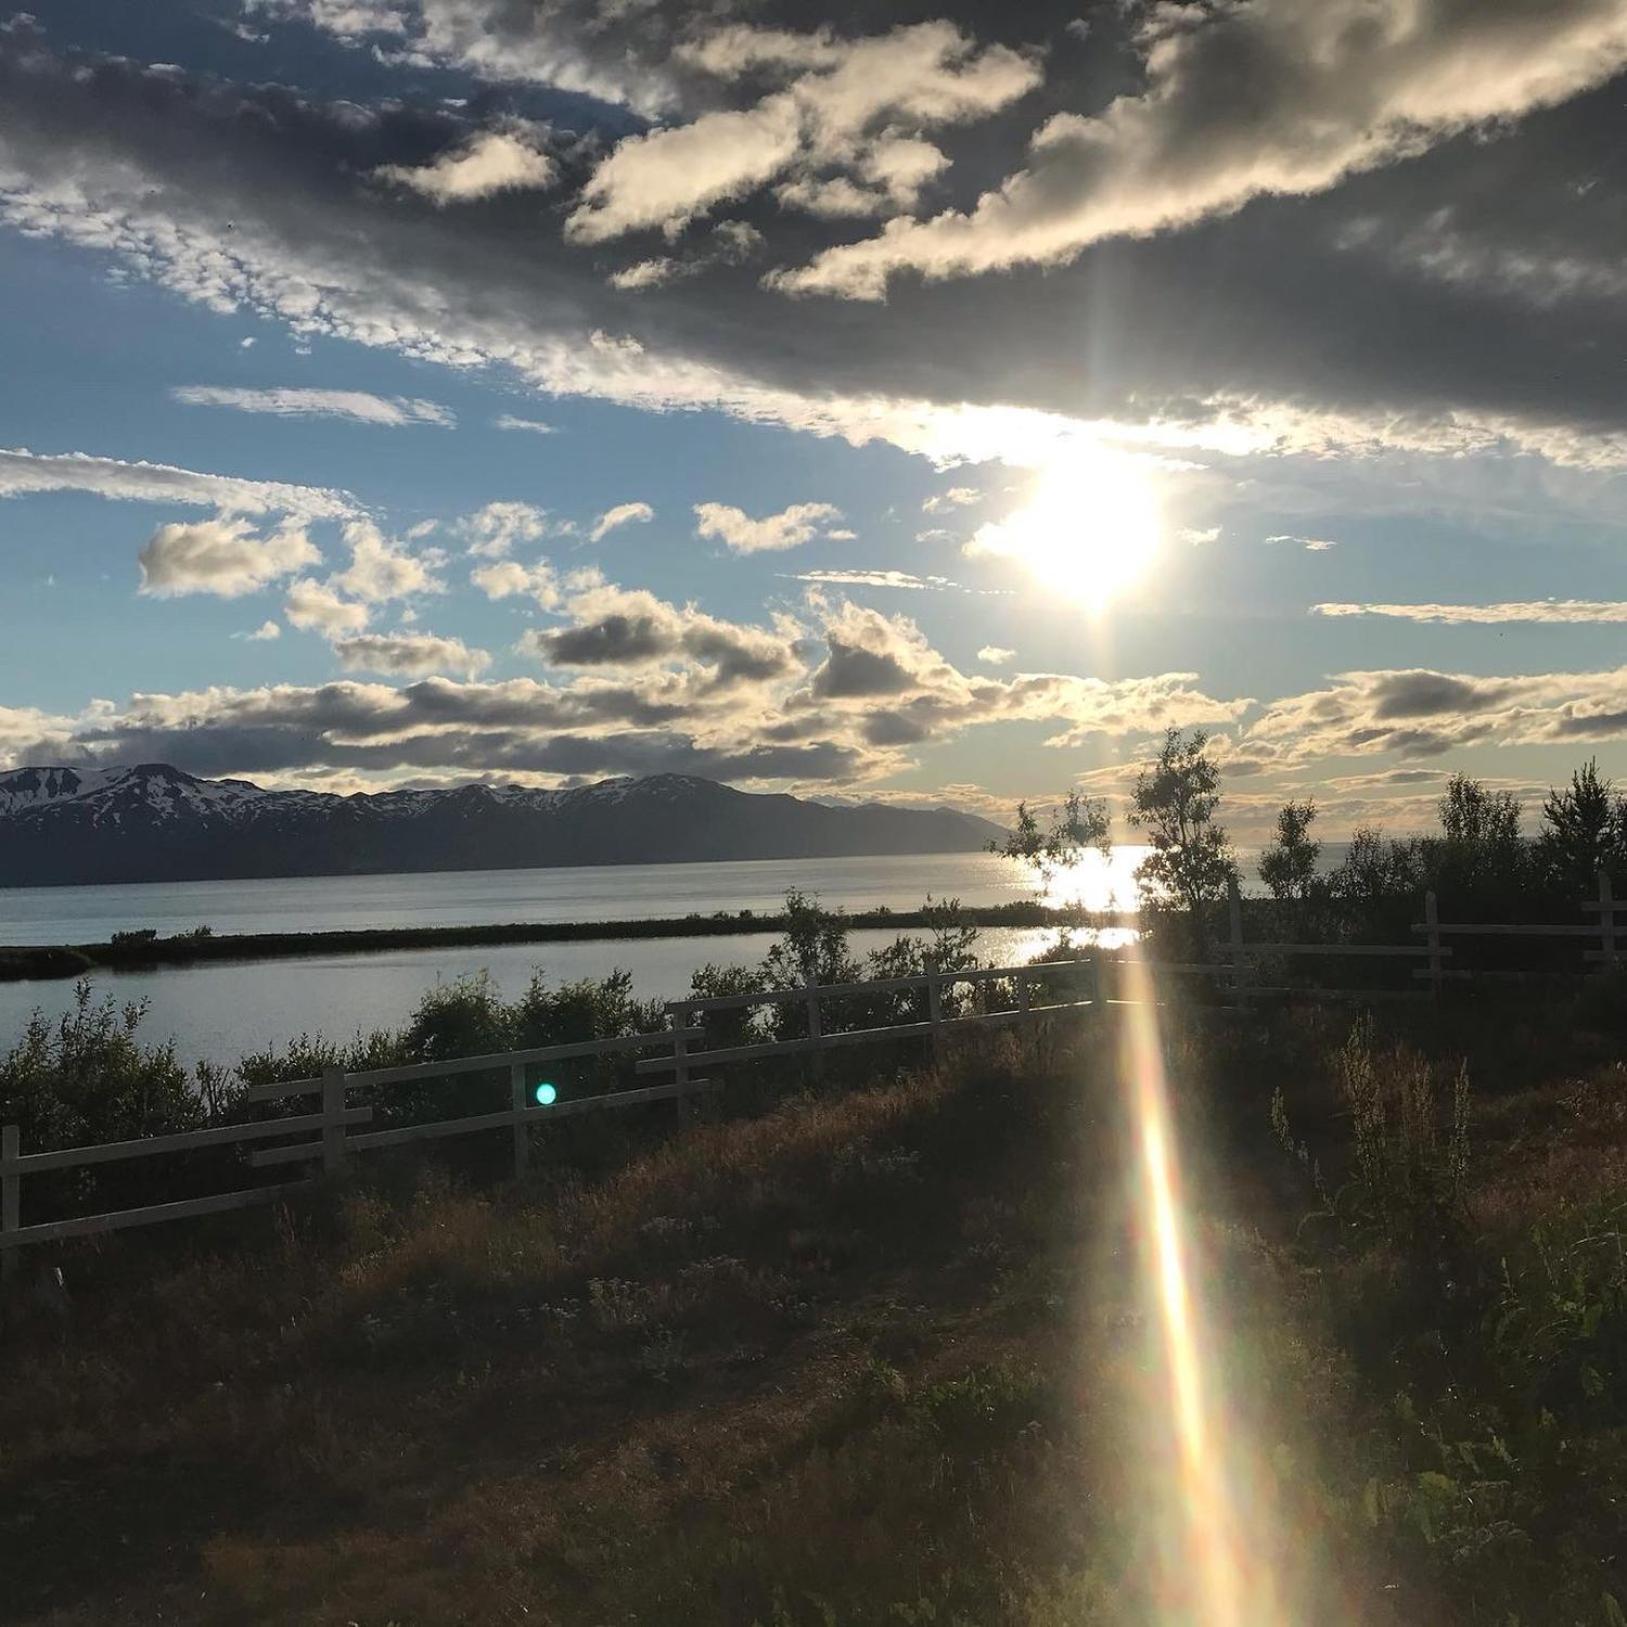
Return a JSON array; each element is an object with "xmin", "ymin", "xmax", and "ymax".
[
  {"xmin": 374, "ymin": 126, "xmax": 556, "ymax": 205},
  {"xmin": 332, "ymin": 630, "xmax": 492, "ymax": 677},
  {"xmin": 693, "ymin": 500, "xmax": 844, "ymax": 554},
  {"xmin": 137, "ymin": 516, "xmax": 319, "ymax": 598},
  {"xmin": 0, "ymin": 446, "xmax": 351, "ymax": 519},
  {"xmin": 565, "ymin": 22, "xmax": 1038, "ymax": 245},
  {"xmin": 493, "ymin": 413, "xmax": 555, "ymax": 435},
  {"xmin": 332, "ymin": 518, "xmax": 443, "ymax": 602},
  {"xmin": 457, "ymin": 500, "xmax": 548, "ymax": 559},
  {"xmin": 922, "ymin": 485, "xmax": 979, "ymax": 513},
  {"xmin": 775, "ymin": 0, "xmax": 1627, "ymax": 298},
  {"xmin": 977, "ymin": 645, "xmax": 1015, "ymax": 666},
  {"xmin": 791, "ymin": 568, "xmax": 957, "ymax": 591},
  {"xmin": 1313, "ymin": 600, "xmax": 1627, "ymax": 624},
  {"xmin": 588, "ymin": 500, "xmax": 653, "ymax": 542},
  {"xmin": 568, "ymin": 98, "xmax": 803, "ymax": 245},
  {"xmin": 1238, "ymin": 664, "xmax": 1627, "ymax": 768},
  {"xmin": 285, "ymin": 577, "xmax": 370, "ymax": 636},
  {"xmin": 470, "ymin": 557, "xmax": 564, "ymax": 610},
  {"xmin": 1266, "ymin": 533, "xmax": 1338, "ymax": 551},
  {"xmin": 173, "ymin": 385, "xmax": 453, "ymax": 426},
  {"xmin": 242, "ymin": 619, "xmax": 281, "ymax": 641},
  {"xmin": 609, "ymin": 257, "xmax": 686, "ymax": 290}
]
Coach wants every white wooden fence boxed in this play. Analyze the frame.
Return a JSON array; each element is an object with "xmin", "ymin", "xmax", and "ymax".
[
  {"xmin": 6, "ymin": 879, "xmax": 1618, "ymax": 1280},
  {"xmin": 1210, "ymin": 872, "xmax": 1625, "ymax": 999},
  {"xmin": 0, "ymin": 957, "xmax": 1099, "ymax": 1278}
]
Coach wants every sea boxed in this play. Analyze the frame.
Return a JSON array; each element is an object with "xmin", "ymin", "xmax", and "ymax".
[{"xmin": 0, "ymin": 850, "xmax": 1147, "ymax": 1070}]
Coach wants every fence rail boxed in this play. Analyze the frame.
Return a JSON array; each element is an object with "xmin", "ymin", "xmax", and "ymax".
[{"xmin": 0, "ymin": 957, "xmax": 1099, "ymax": 1276}]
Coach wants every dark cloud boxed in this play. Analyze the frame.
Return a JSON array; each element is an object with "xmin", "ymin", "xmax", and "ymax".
[{"xmin": 5, "ymin": 21, "xmax": 1627, "ymax": 463}]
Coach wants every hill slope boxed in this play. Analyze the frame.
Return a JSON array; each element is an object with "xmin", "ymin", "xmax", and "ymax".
[{"xmin": 0, "ymin": 764, "xmax": 1006, "ymax": 886}]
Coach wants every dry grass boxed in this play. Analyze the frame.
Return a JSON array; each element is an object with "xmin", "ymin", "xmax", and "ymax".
[{"xmin": 6, "ymin": 993, "xmax": 1627, "ymax": 1624}]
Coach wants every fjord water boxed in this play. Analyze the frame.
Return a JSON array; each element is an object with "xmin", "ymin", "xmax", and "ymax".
[
  {"xmin": 0, "ymin": 850, "xmax": 1145, "ymax": 1068},
  {"xmin": 0, "ymin": 851, "xmax": 1060, "ymax": 945}
]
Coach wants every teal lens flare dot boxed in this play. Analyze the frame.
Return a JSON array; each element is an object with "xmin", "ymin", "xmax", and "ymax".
[{"xmin": 534, "ymin": 1081, "xmax": 558, "ymax": 1107}]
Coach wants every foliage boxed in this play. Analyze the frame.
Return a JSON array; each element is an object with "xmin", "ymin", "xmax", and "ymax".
[
  {"xmin": 991, "ymin": 790, "xmax": 1110, "ymax": 896},
  {"xmin": 761, "ymin": 888, "xmax": 863, "ymax": 993},
  {"xmin": 1258, "ymin": 798, "xmax": 1321, "ymax": 903},
  {"xmin": 0, "ymin": 980, "xmax": 228, "ymax": 1152},
  {"xmin": 1129, "ymin": 727, "xmax": 1238, "ymax": 946},
  {"xmin": 1538, "ymin": 758, "xmax": 1627, "ymax": 895}
]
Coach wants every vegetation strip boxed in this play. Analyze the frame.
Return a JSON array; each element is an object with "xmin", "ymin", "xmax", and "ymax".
[{"xmin": 0, "ymin": 901, "xmax": 1118, "ymax": 982}]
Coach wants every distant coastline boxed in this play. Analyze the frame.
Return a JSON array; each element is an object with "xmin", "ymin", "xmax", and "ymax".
[{"xmin": 0, "ymin": 901, "xmax": 1127, "ymax": 982}]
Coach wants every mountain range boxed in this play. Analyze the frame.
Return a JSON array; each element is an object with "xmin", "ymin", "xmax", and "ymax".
[{"xmin": 0, "ymin": 764, "xmax": 1007, "ymax": 888}]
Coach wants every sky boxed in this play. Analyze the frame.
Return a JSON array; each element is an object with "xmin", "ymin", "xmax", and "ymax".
[{"xmin": 4, "ymin": 0, "xmax": 1627, "ymax": 838}]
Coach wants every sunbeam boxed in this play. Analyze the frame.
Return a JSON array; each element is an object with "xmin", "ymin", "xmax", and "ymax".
[{"xmin": 1113, "ymin": 946, "xmax": 1291, "ymax": 1627}]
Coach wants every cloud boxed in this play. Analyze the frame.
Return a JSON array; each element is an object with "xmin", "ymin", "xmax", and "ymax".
[
  {"xmin": 921, "ymin": 485, "xmax": 979, "ymax": 513},
  {"xmin": 332, "ymin": 631, "xmax": 492, "ymax": 678},
  {"xmin": 374, "ymin": 126, "xmax": 556, "ymax": 204},
  {"xmin": 457, "ymin": 500, "xmax": 548, "ymax": 559},
  {"xmin": 137, "ymin": 516, "xmax": 319, "ymax": 598},
  {"xmin": 492, "ymin": 414, "xmax": 555, "ymax": 435},
  {"xmin": 241, "ymin": 619, "xmax": 282, "ymax": 641},
  {"xmin": 565, "ymin": 22, "xmax": 1038, "ymax": 245},
  {"xmin": 609, "ymin": 258, "xmax": 686, "ymax": 291},
  {"xmin": 790, "ymin": 568, "xmax": 959, "ymax": 591},
  {"xmin": 0, "ymin": 446, "xmax": 351, "ymax": 520},
  {"xmin": 977, "ymin": 645, "xmax": 1014, "ymax": 666},
  {"xmin": 588, "ymin": 501, "xmax": 654, "ymax": 542},
  {"xmin": 693, "ymin": 500, "xmax": 844, "ymax": 553},
  {"xmin": 284, "ymin": 577, "xmax": 370, "ymax": 636},
  {"xmin": 799, "ymin": 600, "xmax": 1248, "ymax": 751},
  {"xmin": 1313, "ymin": 600, "xmax": 1627, "ymax": 624},
  {"xmin": 245, "ymin": 0, "xmax": 687, "ymax": 113},
  {"xmin": 470, "ymin": 557, "xmax": 565, "ymax": 610},
  {"xmin": 172, "ymin": 385, "xmax": 453, "ymax": 426},
  {"xmin": 520, "ymin": 582, "xmax": 799, "ymax": 690},
  {"xmin": 1266, "ymin": 533, "xmax": 1338, "ymax": 551},
  {"xmin": 332, "ymin": 518, "xmax": 443, "ymax": 602},
  {"xmin": 776, "ymin": 0, "xmax": 1627, "ymax": 298},
  {"xmin": 1239, "ymin": 663, "xmax": 1627, "ymax": 767},
  {"xmin": 12, "ymin": 26, "xmax": 1627, "ymax": 522}
]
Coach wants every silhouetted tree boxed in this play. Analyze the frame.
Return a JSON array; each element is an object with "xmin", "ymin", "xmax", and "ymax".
[
  {"xmin": 1538, "ymin": 759, "xmax": 1627, "ymax": 894},
  {"xmin": 1435, "ymin": 773, "xmax": 1524, "ymax": 895},
  {"xmin": 1259, "ymin": 799, "xmax": 1321, "ymax": 903},
  {"xmin": 991, "ymin": 790, "xmax": 1111, "ymax": 894},
  {"xmin": 1130, "ymin": 728, "xmax": 1238, "ymax": 952}
]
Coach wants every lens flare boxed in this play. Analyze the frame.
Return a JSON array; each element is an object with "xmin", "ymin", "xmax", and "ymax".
[
  {"xmin": 1113, "ymin": 946, "xmax": 1289, "ymax": 1627},
  {"xmin": 534, "ymin": 1081, "xmax": 558, "ymax": 1106}
]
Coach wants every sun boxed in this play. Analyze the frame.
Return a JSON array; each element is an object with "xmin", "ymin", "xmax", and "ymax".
[{"xmin": 967, "ymin": 446, "xmax": 1164, "ymax": 610}]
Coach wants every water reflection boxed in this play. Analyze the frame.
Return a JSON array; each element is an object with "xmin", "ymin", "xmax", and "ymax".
[{"xmin": 1032, "ymin": 844, "xmax": 1149, "ymax": 914}]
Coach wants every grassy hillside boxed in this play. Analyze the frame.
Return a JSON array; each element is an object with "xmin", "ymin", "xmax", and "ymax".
[{"xmin": 5, "ymin": 984, "xmax": 1627, "ymax": 1624}]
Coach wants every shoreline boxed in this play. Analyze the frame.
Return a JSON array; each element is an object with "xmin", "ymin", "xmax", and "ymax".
[{"xmin": 0, "ymin": 902, "xmax": 1130, "ymax": 982}]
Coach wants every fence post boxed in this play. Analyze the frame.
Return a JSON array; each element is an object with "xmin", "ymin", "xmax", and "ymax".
[
  {"xmin": 1, "ymin": 1124, "xmax": 18, "ymax": 1287},
  {"xmin": 1227, "ymin": 875, "xmax": 1248, "ymax": 1005},
  {"xmin": 321, "ymin": 1065, "xmax": 348, "ymax": 1177},
  {"xmin": 805, "ymin": 969, "xmax": 825, "ymax": 1082},
  {"xmin": 672, "ymin": 1004, "xmax": 694, "ymax": 1121},
  {"xmin": 510, "ymin": 1060, "xmax": 530, "ymax": 1177},
  {"xmin": 1424, "ymin": 891, "xmax": 1443, "ymax": 1001},
  {"xmin": 1599, "ymin": 871, "xmax": 1617, "ymax": 973},
  {"xmin": 927, "ymin": 968, "xmax": 946, "ymax": 1067}
]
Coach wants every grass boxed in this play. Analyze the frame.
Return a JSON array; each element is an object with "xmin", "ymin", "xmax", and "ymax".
[{"xmin": 6, "ymin": 986, "xmax": 1627, "ymax": 1623}]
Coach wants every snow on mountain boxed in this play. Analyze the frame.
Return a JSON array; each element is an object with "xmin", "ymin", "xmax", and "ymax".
[{"xmin": 0, "ymin": 764, "xmax": 1007, "ymax": 887}]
